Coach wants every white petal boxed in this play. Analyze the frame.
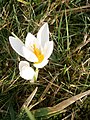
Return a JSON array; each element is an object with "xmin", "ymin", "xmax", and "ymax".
[
  {"xmin": 37, "ymin": 23, "xmax": 49, "ymax": 47},
  {"xmin": 19, "ymin": 61, "xmax": 35, "ymax": 80},
  {"xmin": 19, "ymin": 61, "xmax": 29, "ymax": 71},
  {"xmin": 25, "ymin": 32, "xmax": 41, "ymax": 51},
  {"xmin": 25, "ymin": 32, "xmax": 37, "ymax": 48},
  {"xmin": 9, "ymin": 36, "xmax": 25, "ymax": 57},
  {"xmin": 22, "ymin": 47, "xmax": 38, "ymax": 62},
  {"xmin": 34, "ymin": 59, "xmax": 49, "ymax": 68},
  {"xmin": 44, "ymin": 41, "xmax": 53, "ymax": 59},
  {"xmin": 9, "ymin": 36, "xmax": 38, "ymax": 62},
  {"xmin": 20, "ymin": 67, "xmax": 35, "ymax": 80}
]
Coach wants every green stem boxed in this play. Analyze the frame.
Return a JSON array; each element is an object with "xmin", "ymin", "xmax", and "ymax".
[{"xmin": 34, "ymin": 68, "xmax": 39, "ymax": 82}]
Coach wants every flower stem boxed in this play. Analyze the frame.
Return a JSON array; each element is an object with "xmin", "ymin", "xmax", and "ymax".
[{"xmin": 34, "ymin": 68, "xmax": 39, "ymax": 82}]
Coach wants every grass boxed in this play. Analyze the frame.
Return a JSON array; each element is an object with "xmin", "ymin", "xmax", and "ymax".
[{"xmin": 0, "ymin": 0, "xmax": 90, "ymax": 119}]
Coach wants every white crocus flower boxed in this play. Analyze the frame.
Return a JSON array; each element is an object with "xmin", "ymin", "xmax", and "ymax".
[
  {"xmin": 9, "ymin": 23, "xmax": 53, "ymax": 68},
  {"xmin": 19, "ymin": 61, "xmax": 35, "ymax": 81}
]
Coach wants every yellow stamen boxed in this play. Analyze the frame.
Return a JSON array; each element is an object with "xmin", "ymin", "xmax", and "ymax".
[{"xmin": 33, "ymin": 44, "xmax": 44, "ymax": 64}]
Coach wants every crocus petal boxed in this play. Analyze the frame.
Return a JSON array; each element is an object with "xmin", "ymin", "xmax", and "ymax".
[
  {"xmin": 19, "ymin": 61, "xmax": 35, "ymax": 80},
  {"xmin": 9, "ymin": 36, "xmax": 38, "ymax": 62},
  {"xmin": 9, "ymin": 36, "xmax": 25, "ymax": 57},
  {"xmin": 20, "ymin": 66, "xmax": 35, "ymax": 80},
  {"xmin": 19, "ymin": 61, "xmax": 29, "ymax": 71},
  {"xmin": 44, "ymin": 41, "xmax": 53, "ymax": 59},
  {"xmin": 25, "ymin": 32, "xmax": 37, "ymax": 48},
  {"xmin": 34, "ymin": 59, "xmax": 49, "ymax": 68},
  {"xmin": 37, "ymin": 23, "xmax": 49, "ymax": 47},
  {"xmin": 23, "ymin": 47, "xmax": 38, "ymax": 62}
]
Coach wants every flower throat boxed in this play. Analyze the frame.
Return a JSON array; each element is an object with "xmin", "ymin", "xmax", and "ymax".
[{"xmin": 33, "ymin": 44, "xmax": 44, "ymax": 64}]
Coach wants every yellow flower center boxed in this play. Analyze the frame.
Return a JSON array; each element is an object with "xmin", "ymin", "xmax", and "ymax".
[{"xmin": 33, "ymin": 44, "xmax": 44, "ymax": 64}]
